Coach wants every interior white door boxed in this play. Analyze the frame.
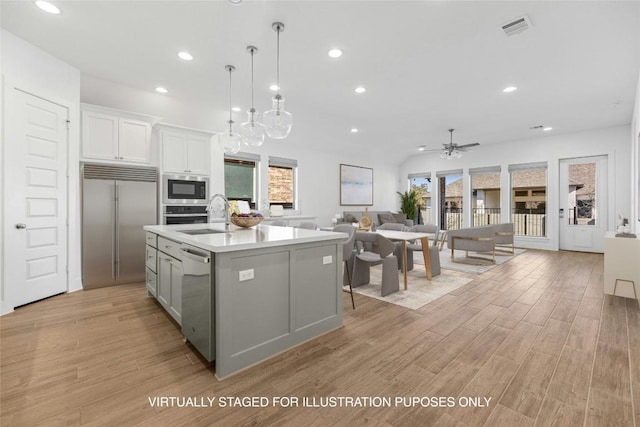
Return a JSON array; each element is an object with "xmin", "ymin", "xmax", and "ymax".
[
  {"xmin": 4, "ymin": 89, "xmax": 68, "ymax": 307},
  {"xmin": 559, "ymin": 156, "xmax": 608, "ymax": 253}
]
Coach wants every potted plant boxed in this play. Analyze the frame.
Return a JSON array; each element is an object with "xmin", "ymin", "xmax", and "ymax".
[{"xmin": 397, "ymin": 189, "xmax": 419, "ymax": 221}]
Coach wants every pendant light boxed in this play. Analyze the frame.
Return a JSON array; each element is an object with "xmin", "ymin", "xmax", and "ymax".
[
  {"xmin": 263, "ymin": 22, "xmax": 293, "ymax": 139},
  {"xmin": 218, "ymin": 65, "xmax": 242, "ymax": 154},
  {"xmin": 239, "ymin": 46, "xmax": 266, "ymax": 147}
]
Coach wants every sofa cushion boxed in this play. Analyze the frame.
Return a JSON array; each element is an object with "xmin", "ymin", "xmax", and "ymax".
[
  {"xmin": 392, "ymin": 213, "xmax": 408, "ymax": 223},
  {"xmin": 378, "ymin": 212, "xmax": 397, "ymax": 224}
]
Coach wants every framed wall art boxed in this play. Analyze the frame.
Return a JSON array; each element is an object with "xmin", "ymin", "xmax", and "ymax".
[{"xmin": 340, "ymin": 164, "xmax": 373, "ymax": 206}]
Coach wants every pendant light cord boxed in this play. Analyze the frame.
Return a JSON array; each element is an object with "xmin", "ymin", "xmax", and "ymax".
[
  {"xmin": 276, "ymin": 25, "xmax": 280, "ymax": 94},
  {"xmin": 250, "ymin": 49, "xmax": 255, "ymax": 111},
  {"xmin": 228, "ymin": 66, "xmax": 233, "ymax": 130}
]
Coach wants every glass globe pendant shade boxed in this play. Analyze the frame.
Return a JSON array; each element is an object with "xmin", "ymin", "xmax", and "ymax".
[
  {"xmin": 240, "ymin": 109, "xmax": 265, "ymax": 147},
  {"xmin": 218, "ymin": 125, "xmax": 242, "ymax": 154},
  {"xmin": 263, "ymin": 95, "xmax": 293, "ymax": 139}
]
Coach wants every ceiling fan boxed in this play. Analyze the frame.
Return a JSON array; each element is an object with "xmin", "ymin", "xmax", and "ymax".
[{"xmin": 419, "ymin": 129, "xmax": 480, "ymax": 159}]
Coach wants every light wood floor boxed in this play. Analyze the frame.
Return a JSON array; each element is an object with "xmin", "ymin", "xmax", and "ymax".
[{"xmin": 1, "ymin": 250, "xmax": 639, "ymax": 426}]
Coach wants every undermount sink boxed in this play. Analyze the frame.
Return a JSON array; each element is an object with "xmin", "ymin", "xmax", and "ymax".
[{"xmin": 179, "ymin": 228, "xmax": 229, "ymax": 235}]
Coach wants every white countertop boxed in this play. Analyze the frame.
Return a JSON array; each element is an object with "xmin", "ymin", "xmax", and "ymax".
[{"xmin": 144, "ymin": 222, "xmax": 345, "ymax": 253}]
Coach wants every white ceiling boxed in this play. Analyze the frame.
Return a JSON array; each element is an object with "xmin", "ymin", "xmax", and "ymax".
[{"xmin": 2, "ymin": 1, "xmax": 639, "ymax": 164}]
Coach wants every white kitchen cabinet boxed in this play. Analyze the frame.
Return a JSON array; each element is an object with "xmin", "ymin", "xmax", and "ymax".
[
  {"xmin": 159, "ymin": 125, "xmax": 213, "ymax": 175},
  {"xmin": 81, "ymin": 103, "xmax": 160, "ymax": 164},
  {"xmin": 157, "ymin": 248, "xmax": 183, "ymax": 325}
]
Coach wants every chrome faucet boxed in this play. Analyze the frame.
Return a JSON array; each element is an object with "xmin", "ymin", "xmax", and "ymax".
[{"xmin": 206, "ymin": 193, "xmax": 230, "ymax": 230}]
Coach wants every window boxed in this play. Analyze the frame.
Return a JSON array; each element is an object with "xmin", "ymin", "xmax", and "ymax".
[
  {"xmin": 436, "ymin": 169, "xmax": 463, "ymax": 230},
  {"xmin": 470, "ymin": 166, "xmax": 501, "ymax": 227},
  {"xmin": 509, "ymin": 162, "xmax": 547, "ymax": 237},
  {"xmin": 224, "ymin": 152, "xmax": 260, "ymax": 209},
  {"xmin": 408, "ymin": 173, "xmax": 431, "ymax": 224},
  {"xmin": 268, "ymin": 157, "xmax": 297, "ymax": 209}
]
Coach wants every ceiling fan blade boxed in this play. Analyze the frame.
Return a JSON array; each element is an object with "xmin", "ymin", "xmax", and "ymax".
[
  {"xmin": 455, "ymin": 142, "xmax": 480, "ymax": 149},
  {"xmin": 420, "ymin": 148, "xmax": 445, "ymax": 153}
]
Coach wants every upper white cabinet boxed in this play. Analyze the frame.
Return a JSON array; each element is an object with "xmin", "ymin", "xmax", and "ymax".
[
  {"xmin": 158, "ymin": 124, "xmax": 213, "ymax": 175},
  {"xmin": 81, "ymin": 103, "xmax": 160, "ymax": 164}
]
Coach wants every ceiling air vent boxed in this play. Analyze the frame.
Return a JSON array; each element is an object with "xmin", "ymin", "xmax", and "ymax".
[{"xmin": 502, "ymin": 15, "xmax": 532, "ymax": 36}]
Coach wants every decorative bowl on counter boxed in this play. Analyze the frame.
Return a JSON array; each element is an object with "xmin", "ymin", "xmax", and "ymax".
[{"xmin": 231, "ymin": 215, "xmax": 264, "ymax": 228}]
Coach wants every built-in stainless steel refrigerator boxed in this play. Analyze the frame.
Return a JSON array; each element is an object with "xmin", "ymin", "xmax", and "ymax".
[{"xmin": 82, "ymin": 163, "xmax": 158, "ymax": 289}]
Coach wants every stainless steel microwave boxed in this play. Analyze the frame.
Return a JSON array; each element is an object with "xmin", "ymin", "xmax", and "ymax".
[{"xmin": 163, "ymin": 174, "xmax": 209, "ymax": 204}]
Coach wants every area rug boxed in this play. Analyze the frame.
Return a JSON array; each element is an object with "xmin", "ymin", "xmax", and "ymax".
[
  {"xmin": 349, "ymin": 265, "xmax": 473, "ymax": 310},
  {"xmin": 414, "ymin": 246, "xmax": 526, "ymax": 274}
]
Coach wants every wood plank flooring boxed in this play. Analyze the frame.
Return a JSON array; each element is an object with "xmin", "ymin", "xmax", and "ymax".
[{"xmin": 1, "ymin": 250, "xmax": 639, "ymax": 426}]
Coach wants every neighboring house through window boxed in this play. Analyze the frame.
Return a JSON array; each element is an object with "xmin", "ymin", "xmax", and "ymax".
[
  {"xmin": 470, "ymin": 166, "xmax": 501, "ymax": 227},
  {"xmin": 268, "ymin": 156, "xmax": 297, "ymax": 209},
  {"xmin": 509, "ymin": 162, "xmax": 548, "ymax": 237}
]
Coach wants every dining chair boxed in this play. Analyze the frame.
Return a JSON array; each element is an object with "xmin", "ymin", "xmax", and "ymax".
[
  {"xmin": 377, "ymin": 222, "xmax": 411, "ymax": 271},
  {"xmin": 333, "ymin": 224, "xmax": 356, "ymax": 309},
  {"xmin": 352, "ymin": 233, "xmax": 399, "ymax": 297},
  {"xmin": 407, "ymin": 224, "xmax": 441, "ymax": 277}
]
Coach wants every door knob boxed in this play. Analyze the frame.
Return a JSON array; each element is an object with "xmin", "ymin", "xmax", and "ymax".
[{"xmin": 15, "ymin": 223, "xmax": 27, "ymax": 229}]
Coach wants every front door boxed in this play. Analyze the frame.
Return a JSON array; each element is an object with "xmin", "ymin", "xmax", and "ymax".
[
  {"xmin": 4, "ymin": 89, "xmax": 68, "ymax": 307},
  {"xmin": 559, "ymin": 156, "xmax": 607, "ymax": 253}
]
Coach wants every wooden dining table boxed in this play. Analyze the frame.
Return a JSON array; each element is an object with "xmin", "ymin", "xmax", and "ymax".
[{"xmin": 367, "ymin": 229, "xmax": 434, "ymax": 290}]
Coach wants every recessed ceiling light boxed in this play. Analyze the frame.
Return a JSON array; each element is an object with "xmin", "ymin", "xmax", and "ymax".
[
  {"xmin": 155, "ymin": 87, "xmax": 168, "ymax": 94},
  {"xmin": 354, "ymin": 86, "xmax": 366, "ymax": 94},
  {"xmin": 228, "ymin": 0, "xmax": 243, "ymax": 5},
  {"xmin": 232, "ymin": 106, "xmax": 242, "ymax": 112},
  {"xmin": 543, "ymin": 127, "xmax": 553, "ymax": 131},
  {"xmin": 418, "ymin": 146, "xmax": 426, "ymax": 151},
  {"xmin": 269, "ymin": 84, "xmax": 279, "ymax": 91},
  {"xmin": 178, "ymin": 51, "xmax": 194, "ymax": 61},
  {"xmin": 350, "ymin": 128, "xmax": 358, "ymax": 133},
  {"xmin": 502, "ymin": 86, "xmax": 518, "ymax": 93},
  {"xmin": 328, "ymin": 49, "xmax": 343, "ymax": 58},
  {"xmin": 35, "ymin": 1, "xmax": 60, "ymax": 14}
]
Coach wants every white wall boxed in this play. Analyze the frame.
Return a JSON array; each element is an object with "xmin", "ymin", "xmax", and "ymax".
[
  {"xmin": 1, "ymin": 29, "xmax": 81, "ymax": 314},
  {"xmin": 400, "ymin": 125, "xmax": 632, "ymax": 251},
  {"xmin": 632, "ymin": 69, "xmax": 640, "ymax": 233},
  {"xmin": 80, "ymin": 75, "xmax": 400, "ymax": 226}
]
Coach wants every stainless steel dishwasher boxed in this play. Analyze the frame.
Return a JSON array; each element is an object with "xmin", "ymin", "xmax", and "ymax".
[{"xmin": 181, "ymin": 244, "xmax": 214, "ymax": 362}]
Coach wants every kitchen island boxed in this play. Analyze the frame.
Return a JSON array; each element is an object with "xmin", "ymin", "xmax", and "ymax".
[{"xmin": 143, "ymin": 222, "xmax": 345, "ymax": 379}]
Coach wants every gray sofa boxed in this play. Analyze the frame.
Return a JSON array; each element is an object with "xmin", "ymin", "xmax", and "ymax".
[
  {"xmin": 340, "ymin": 210, "xmax": 414, "ymax": 228},
  {"xmin": 446, "ymin": 223, "xmax": 514, "ymax": 265}
]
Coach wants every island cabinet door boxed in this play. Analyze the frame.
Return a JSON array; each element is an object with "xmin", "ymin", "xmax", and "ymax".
[
  {"xmin": 293, "ymin": 244, "xmax": 340, "ymax": 331},
  {"xmin": 157, "ymin": 253, "xmax": 172, "ymax": 311},
  {"xmin": 169, "ymin": 258, "xmax": 183, "ymax": 324}
]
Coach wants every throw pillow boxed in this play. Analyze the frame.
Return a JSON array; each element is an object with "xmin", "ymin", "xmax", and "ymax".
[
  {"xmin": 392, "ymin": 213, "xmax": 407, "ymax": 223},
  {"xmin": 378, "ymin": 213, "xmax": 397, "ymax": 224},
  {"xmin": 344, "ymin": 213, "xmax": 359, "ymax": 223}
]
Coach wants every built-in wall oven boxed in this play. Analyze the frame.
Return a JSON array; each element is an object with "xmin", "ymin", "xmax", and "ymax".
[
  {"xmin": 163, "ymin": 205, "xmax": 208, "ymax": 225},
  {"xmin": 163, "ymin": 174, "xmax": 209, "ymax": 205}
]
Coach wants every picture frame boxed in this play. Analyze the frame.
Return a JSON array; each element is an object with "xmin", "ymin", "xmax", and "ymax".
[{"xmin": 340, "ymin": 164, "xmax": 373, "ymax": 206}]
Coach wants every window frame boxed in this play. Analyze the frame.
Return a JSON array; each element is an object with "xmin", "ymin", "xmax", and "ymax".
[{"xmin": 268, "ymin": 157, "xmax": 298, "ymax": 210}]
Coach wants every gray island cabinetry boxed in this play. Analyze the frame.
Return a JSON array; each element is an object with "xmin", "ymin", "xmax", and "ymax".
[{"xmin": 143, "ymin": 223, "xmax": 344, "ymax": 379}]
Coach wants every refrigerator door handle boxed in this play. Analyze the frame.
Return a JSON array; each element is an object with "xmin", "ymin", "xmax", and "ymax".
[{"xmin": 114, "ymin": 181, "xmax": 120, "ymax": 278}]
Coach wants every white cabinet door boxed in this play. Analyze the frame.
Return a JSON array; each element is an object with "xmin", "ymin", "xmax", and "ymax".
[
  {"xmin": 157, "ymin": 253, "xmax": 171, "ymax": 310},
  {"xmin": 162, "ymin": 131, "xmax": 188, "ymax": 173},
  {"xmin": 169, "ymin": 257, "xmax": 183, "ymax": 324},
  {"xmin": 82, "ymin": 110, "xmax": 118, "ymax": 161},
  {"xmin": 118, "ymin": 117, "xmax": 150, "ymax": 163},
  {"xmin": 186, "ymin": 135, "xmax": 211, "ymax": 175}
]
